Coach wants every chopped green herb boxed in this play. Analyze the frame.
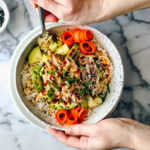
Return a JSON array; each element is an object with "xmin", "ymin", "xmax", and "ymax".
[
  {"xmin": 61, "ymin": 56, "xmax": 64, "ymax": 61},
  {"xmin": 107, "ymin": 84, "xmax": 110, "ymax": 93},
  {"xmin": 67, "ymin": 77, "xmax": 73, "ymax": 82},
  {"xmin": 83, "ymin": 81, "xmax": 91, "ymax": 88},
  {"xmin": 80, "ymin": 88, "xmax": 90, "ymax": 96},
  {"xmin": 74, "ymin": 78, "xmax": 79, "ymax": 83},
  {"xmin": 62, "ymin": 70, "xmax": 67, "ymax": 76},
  {"xmin": 102, "ymin": 91, "xmax": 107, "ymax": 102},
  {"xmin": 66, "ymin": 80, "xmax": 71, "ymax": 87},
  {"xmin": 48, "ymin": 70, "xmax": 57, "ymax": 74},
  {"xmin": 53, "ymin": 82, "xmax": 60, "ymax": 90},
  {"xmin": 79, "ymin": 65, "xmax": 85, "ymax": 69}
]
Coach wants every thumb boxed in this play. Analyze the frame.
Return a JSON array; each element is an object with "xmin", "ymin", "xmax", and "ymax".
[{"xmin": 65, "ymin": 124, "xmax": 96, "ymax": 136}]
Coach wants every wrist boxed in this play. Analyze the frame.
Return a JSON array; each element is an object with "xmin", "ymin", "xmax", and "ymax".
[
  {"xmin": 132, "ymin": 124, "xmax": 150, "ymax": 150},
  {"xmin": 118, "ymin": 122, "xmax": 150, "ymax": 150},
  {"xmin": 117, "ymin": 126, "xmax": 136, "ymax": 149}
]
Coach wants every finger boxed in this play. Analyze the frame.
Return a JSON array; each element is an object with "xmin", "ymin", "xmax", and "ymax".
[
  {"xmin": 44, "ymin": 10, "xmax": 58, "ymax": 22},
  {"xmin": 31, "ymin": 0, "xmax": 65, "ymax": 16},
  {"xmin": 46, "ymin": 126, "xmax": 86, "ymax": 149},
  {"xmin": 29, "ymin": 0, "xmax": 38, "ymax": 8},
  {"xmin": 65, "ymin": 124, "xmax": 96, "ymax": 136},
  {"xmin": 45, "ymin": 14, "xmax": 58, "ymax": 22}
]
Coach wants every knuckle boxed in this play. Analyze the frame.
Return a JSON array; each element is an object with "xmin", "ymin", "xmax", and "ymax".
[{"xmin": 66, "ymin": 6, "xmax": 75, "ymax": 15}]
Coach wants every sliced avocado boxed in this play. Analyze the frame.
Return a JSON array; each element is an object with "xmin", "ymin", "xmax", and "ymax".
[
  {"xmin": 55, "ymin": 44, "xmax": 70, "ymax": 55},
  {"xmin": 49, "ymin": 42, "xmax": 58, "ymax": 52},
  {"xmin": 81, "ymin": 99, "xmax": 88, "ymax": 109},
  {"xmin": 50, "ymin": 101, "xmax": 77, "ymax": 110},
  {"xmin": 88, "ymin": 96, "xmax": 103, "ymax": 108},
  {"xmin": 28, "ymin": 46, "xmax": 43, "ymax": 65},
  {"xmin": 32, "ymin": 66, "xmax": 43, "ymax": 91},
  {"xmin": 46, "ymin": 88, "xmax": 55, "ymax": 102}
]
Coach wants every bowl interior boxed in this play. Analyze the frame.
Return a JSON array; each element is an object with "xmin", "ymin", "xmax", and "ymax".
[{"xmin": 14, "ymin": 24, "xmax": 124, "ymax": 130}]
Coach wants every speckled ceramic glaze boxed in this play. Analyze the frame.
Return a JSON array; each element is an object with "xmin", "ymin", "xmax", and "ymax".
[{"xmin": 9, "ymin": 22, "xmax": 124, "ymax": 131}]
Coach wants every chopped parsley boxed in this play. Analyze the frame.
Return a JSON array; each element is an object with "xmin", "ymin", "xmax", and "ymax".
[
  {"xmin": 80, "ymin": 88, "xmax": 90, "ymax": 96},
  {"xmin": 79, "ymin": 65, "xmax": 85, "ymax": 69},
  {"xmin": 53, "ymin": 82, "xmax": 60, "ymax": 90},
  {"xmin": 83, "ymin": 81, "xmax": 91, "ymax": 88},
  {"xmin": 48, "ymin": 70, "xmax": 57, "ymax": 74}
]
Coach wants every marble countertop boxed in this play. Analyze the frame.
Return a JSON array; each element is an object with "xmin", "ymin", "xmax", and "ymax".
[{"xmin": 0, "ymin": 0, "xmax": 150, "ymax": 150}]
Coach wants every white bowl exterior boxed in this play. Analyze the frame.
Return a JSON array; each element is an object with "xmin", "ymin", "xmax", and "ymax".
[
  {"xmin": 9, "ymin": 22, "xmax": 124, "ymax": 131},
  {"xmin": 0, "ymin": 0, "xmax": 10, "ymax": 33}
]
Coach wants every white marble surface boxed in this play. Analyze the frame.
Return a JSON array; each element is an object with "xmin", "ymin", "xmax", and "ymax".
[{"xmin": 0, "ymin": 0, "xmax": 150, "ymax": 150}]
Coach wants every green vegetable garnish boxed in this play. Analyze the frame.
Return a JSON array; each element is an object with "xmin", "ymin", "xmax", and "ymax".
[
  {"xmin": 50, "ymin": 101, "xmax": 77, "ymax": 110},
  {"xmin": 62, "ymin": 70, "xmax": 67, "ymax": 76},
  {"xmin": 102, "ymin": 91, "xmax": 107, "ymax": 102},
  {"xmin": 95, "ymin": 63, "xmax": 102, "ymax": 79},
  {"xmin": 61, "ymin": 56, "xmax": 64, "ymax": 61},
  {"xmin": 83, "ymin": 81, "xmax": 91, "ymax": 88},
  {"xmin": 68, "ymin": 44, "xmax": 79, "ymax": 58},
  {"xmin": 32, "ymin": 65, "xmax": 44, "ymax": 91},
  {"xmin": 46, "ymin": 88, "xmax": 55, "ymax": 102},
  {"xmin": 53, "ymin": 82, "xmax": 60, "ymax": 90},
  {"xmin": 55, "ymin": 44, "xmax": 70, "ymax": 55},
  {"xmin": 66, "ymin": 80, "xmax": 71, "ymax": 87},
  {"xmin": 67, "ymin": 77, "xmax": 73, "ymax": 82},
  {"xmin": 28, "ymin": 46, "xmax": 43, "ymax": 65},
  {"xmin": 107, "ymin": 84, "xmax": 110, "ymax": 93},
  {"xmin": 81, "ymin": 99, "xmax": 88, "ymax": 108},
  {"xmin": 48, "ymin": 70, "xmax": 57, "ymax": 74},
  {"xmin": 79, "ymin": 65, "xmax": 85, "ymax": 69},
  {"xmin": 74, "ymin": 78, "xmax": 79, "ymax": 83},
  {"xmin": 80, "ymin": 88, "xmax": 90, "ymax": 96},
  {"xmin": 49, "ymin": 42, "xmax": 58, "ymax": 52}
]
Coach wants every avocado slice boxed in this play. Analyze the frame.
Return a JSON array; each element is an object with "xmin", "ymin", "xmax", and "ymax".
[
  {"xmin": 50, "ymin": 101, "xmax": 77, "ymax": 110},
  {"xmin": 28, "ymin": 46, "xmax": 43, "ymax": 65}
]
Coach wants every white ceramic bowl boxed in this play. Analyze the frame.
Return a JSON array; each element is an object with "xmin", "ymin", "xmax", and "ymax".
[
  {"xmin": 0, "ymin": 0, "xmax": 9, "ymax": 33},
  {"xmin": 9, "ymin": 23, "xmax": 124, "ymax": 131}
]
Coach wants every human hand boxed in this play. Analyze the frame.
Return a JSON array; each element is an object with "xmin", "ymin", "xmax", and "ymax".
[
  {"xmin": 29, "ymin": 0, "xmax": 58, "ymax": 22},
  {"xmin": 46, "ymin": 118, "xmax": 150, "ymax": 150},
  {"xmin": 30, "ymin": 0, "xmax": 150, "ymax": 25}
]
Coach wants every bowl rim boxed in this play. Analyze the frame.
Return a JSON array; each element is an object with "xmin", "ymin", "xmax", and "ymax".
[
  {"xmin": 0, "ymin": 0, "xmax": 10, "ymax": 33},
  {"xmin": 9, "ymin": 22, "xmax": 124, "ymax": 131}
]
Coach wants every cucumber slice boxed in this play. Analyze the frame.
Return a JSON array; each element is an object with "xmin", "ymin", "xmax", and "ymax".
[
  {"xmin": 32, "ymin": 66, "xmax": 43, "ymax": 91},
  {"xmin": 28, "ymin": 46, "xmax": 43, "ymax": 65},
  {"xmin": 49, "ymin": 42, "xmax": 58, "ymax": 52},
  {"xmin": 55, "ymin": 44, "xmax": 70, "ymax": 55},
  {"xmin": 88, "ymin": 96, "xmax": 103, "ymax": 108},
  {"xmin": 81, "ymin": 99, "xmax": 88, "ymax": 109},
  {"xmin": 50, "ymin": 101, "xmax": 77, "ymax": 110},
  {"xmin": 46, "ymin": 88, "xmax": 55, "ymax": 102}
]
